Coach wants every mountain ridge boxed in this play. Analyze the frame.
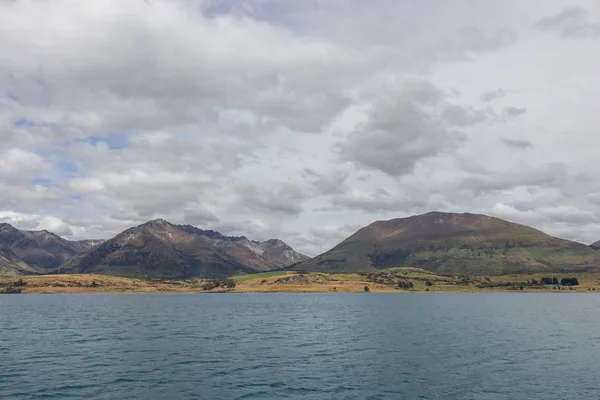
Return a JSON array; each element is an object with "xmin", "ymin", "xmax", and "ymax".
[
  {"xmin": 0, "ymin": 223, "xmax": 101, "ymax": 276},
  {"xmin": 57, "ymin": 219, "xmax": 309, "ymax": 279}
]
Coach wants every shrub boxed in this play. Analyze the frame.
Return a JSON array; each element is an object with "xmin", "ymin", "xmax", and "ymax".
[
  {"xmin": 398, "ymin": 281, "xmax": 414, "ymax": 289},
  {"xmin": 425, "ymin": 281, "xmax": 433, "ymax": 287},
  {"xmin": 560, "ymin": 277, "xmax": 579, "ymax": 286},
  {"xmin": 223, "ymin": 279, "xmax": 236, "ymax": 289},
  {"xmin": 364, "ymin": 286, "xmax": 370, "ymax": 292},
  {"xmin": 14, "ymin": 278, "xmax": 26, "ymax": 287}
]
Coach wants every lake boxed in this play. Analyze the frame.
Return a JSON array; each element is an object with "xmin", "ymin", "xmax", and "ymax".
[{"xmin": 1, "ymin": 293, "xmax": 599, "ymax": 399}]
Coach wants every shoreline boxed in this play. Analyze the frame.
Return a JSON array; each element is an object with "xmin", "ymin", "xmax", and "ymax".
[{"xmin": 2, "ymin": 272, "xmax": 597, "ymax": 295}]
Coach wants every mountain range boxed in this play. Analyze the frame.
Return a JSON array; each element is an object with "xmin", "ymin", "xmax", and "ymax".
[
  {"xmin": 0, "ymin": 219, "xmax": 308, "ymax": 278},
  {"xmin": 3, "ymin": 212, "xmax": 600, "ymax": 278},
  {"xmin": 0, "ymin": 223, "xmax": 102, "ymax": 276}
]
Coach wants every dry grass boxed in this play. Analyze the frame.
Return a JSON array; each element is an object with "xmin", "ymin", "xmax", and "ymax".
[{"xmin": 3, "ymin": 269, "xmax": 600, "ymax": 294}]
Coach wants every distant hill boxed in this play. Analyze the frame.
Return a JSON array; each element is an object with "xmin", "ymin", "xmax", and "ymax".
[
  {"xmin": 290, "ymin": 212, "xmax": 600, "ymax": 276},
  {"xmin": 58, "ymin": 219, "xmax": 308, "ymax": 279},
  {"xmin": 0, "ymin": 223, "xmax": 101, "ymax": 276},
  {"xmin": 591, "ymin": 241, "xmax": 600, "ymax": 250}
]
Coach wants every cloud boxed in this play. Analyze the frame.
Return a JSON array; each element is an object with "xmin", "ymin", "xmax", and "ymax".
[
  {"xmin": 2, "ymin": 0, "xmax": 600, "ymax": 256},
  {"xmin": 442, "ymin": 104, "xmax": 488, "ymax": 127},
  {"xmin": 481, "ymin": 88, "xmax": 506, "ymax": 102},
  {"xmin": 0, "ymin": 148, "xmax": 45, "ymax": 183},
  {"xmin": 503, "ymin": 106, "xmax": 527, "ymax": 119},
  {"xmin": 183, "ymin": 209, "xmax": 220, "ymax": 226},
  {"xmin": 340, "ymin": 82, "xmax": 466, "ymax": 177},
  {"xmin": 332, "ymin": 188, "xmax": 429, "ymax": 212},
  {"xmin": 233, "ymin": 182, "xmax": 306, "ymax": 216},
  {"xmin": 458, "ymin": 163, "xmax": 569, "ymax": 196},
  {"xmin": 536, "ymin": 7, "xmax": 600, "ymax": 38},
  {"xmin": 302, "ymin": 168, "xmax": 349, "ymax": 195},
  {"xmin": 501, "ymin": 138, "xmax": 533, "ymax": 149}
]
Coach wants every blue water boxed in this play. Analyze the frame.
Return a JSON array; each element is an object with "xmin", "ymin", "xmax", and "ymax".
[{"xmin": 1, "ymin": 293, "xmax": 599, "ymax": 399}]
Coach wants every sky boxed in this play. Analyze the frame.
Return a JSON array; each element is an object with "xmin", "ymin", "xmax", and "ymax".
[{"xmin": 2, "ymin": 0, "xmax": 600, "ymax": 256}]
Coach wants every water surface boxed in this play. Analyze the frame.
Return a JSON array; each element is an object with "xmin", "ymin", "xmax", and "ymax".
[{"xmin": 1, "ymin": 293, "xmax": 599, "ymax": 399}]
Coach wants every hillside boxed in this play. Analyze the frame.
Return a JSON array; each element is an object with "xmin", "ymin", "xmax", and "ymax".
[
  {"xmin": 58, "ymin": 219, "xmax": 308, "ymax": 279},
  {"xmin": 0, "ymin": 223, "xmax": 100, "ymax": 275},
  {"xmin": 290, "ymin": 212, "xmax": 600, "ymax": 276}
]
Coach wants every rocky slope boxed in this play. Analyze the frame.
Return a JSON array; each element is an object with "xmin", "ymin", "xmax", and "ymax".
[
  {"xmin": 0, "ymin": 223, "xmax": 101, "ymax": 275},
  {"xmin": 290, "ymin": 212, "xmax": 600, "ymax": 276},
  {"xmin": 58, "ymin": 219, "xmax": 308, "ymax": 279}
]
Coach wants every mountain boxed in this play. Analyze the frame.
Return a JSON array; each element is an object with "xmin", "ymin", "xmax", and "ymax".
[
  {"xmin": 0, "ymin": 246, "xmax": 38, "ymax": 276},
  {"xmin": 0, "ymin": 223, "xmax": 102, "ymax": 275},
  {"xmin": 290, "ymin": 212, "xmax": 600, "ymax": 276},
  {"xmin": 59, "ymin": 219, "xmax": 308, "ymax": 279},
  {"xmin": 591, "ymin": 241, "xmax": 600, "ymax": 250},
  {"xmin": 72, "ymin": 239, "xmax": 106, "ymax": 250}
]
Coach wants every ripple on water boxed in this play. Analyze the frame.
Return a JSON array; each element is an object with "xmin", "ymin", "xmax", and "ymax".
[{"xmin": 2, "ymin": 293, "xmax": 600, "ymax": 399}]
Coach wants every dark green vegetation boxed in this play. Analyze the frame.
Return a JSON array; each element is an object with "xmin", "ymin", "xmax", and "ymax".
[
  {"xmin": 201, "ymin": 278, "xmax": 236, "ymax": 291},
  {"xmin": 290, "ymin": 212, "xmax": 600, "ymax": 276}
]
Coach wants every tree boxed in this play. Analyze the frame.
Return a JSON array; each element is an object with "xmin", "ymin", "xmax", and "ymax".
[
  {"xmin": 398, "ymin": 281, "xmax": 414, "ymax": 289},
  {"xmin": 552, "ymin": 277, "xmax": 559, "ymax": 285},
  {"xmin": 364, "ymin": 286, "xmax": 370, "ymax": 292},
  {"xmin": 560, "ymin": 277, "xmax": 579, "ymax": 286},
  {"xmin": 223, "ymin": 279, "xmax": 236, "ymax": 288},
  {"xmin": 425, "ymin": 281, "xmax": 433, "ymax": 287}
]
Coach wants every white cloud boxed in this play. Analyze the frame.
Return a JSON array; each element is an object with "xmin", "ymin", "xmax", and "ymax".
[{"xmin": 1, "ymin": 0, "xmax": 600, "ymax": 254}]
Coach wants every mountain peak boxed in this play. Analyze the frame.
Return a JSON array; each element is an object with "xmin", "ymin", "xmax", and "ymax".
[{"xmin": 0, "ymin": 222, "xmax": 19, "ymax": 232}]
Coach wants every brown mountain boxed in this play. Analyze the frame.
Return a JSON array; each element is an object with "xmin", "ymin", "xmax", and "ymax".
[
  {"xmin": 59, "ymin": 219, "xmax": 308, "ymax": 279},
  {"xmin": 0, "ymin": 223, "xmax": 101, "ymax": 275},
  {"xmin": 290, "ymin": 212, "xmax": 600, "ymax": 276}
]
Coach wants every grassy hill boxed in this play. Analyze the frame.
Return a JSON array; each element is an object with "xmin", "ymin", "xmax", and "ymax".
[{"xmin": 290, "ymin": 212, "xmax": 600, "ymax": 276}]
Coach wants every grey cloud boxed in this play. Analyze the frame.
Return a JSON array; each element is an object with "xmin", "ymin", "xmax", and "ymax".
[
  {"xmin": 459, "ymin": 163, "xmax": 569, "ymax": 196},
  {"xmin": 341, "ymin": 88, "xmax": 464, "ymax": 176},
  {"xmin": 0, "ymin": 1, "xmax": 359, "ymax": 134},
  {"xmin": 501, "ymin": 138, "xmax": 533, "ymax": 149},
  {"xmin": 454, "ymin": 26, "xmax": 516, "ymax": 54},
  {"xmin": 442, "ymin": 104, "xmax": 488, "ymax": 127},
  {"xmin": 303, "ymin": 168, "xmax": 348, "ymax": 195},
  {"xmin": 538, "ymin": 206, "xmax": 596, "ymax": 224},
  {"xmin": 402, "ymin": 80, "xmax": 445, "ymax": 105},
  {"xmin": 234, "ymin": 182, "xmax": 305, "ymax": 216},
  {"xmin": 290, "ymin": 222, "xmax": 365, "ymax": 256},
  {"xmin": 183, "ymin": 208, "xmax": 220, "ymax": 226},
  {"xmin": 331, "ymin": 187, "xmax": 430, "ymax": 212},
  {"xmin": 536, "ymin": 7, "xmax": 600, "ymax": 39},
  {"xmin": 503, "ymin": 106, "xmax": 527, "ymax": 118},
  {"xmin": 481, "ymin": 88, "xmax": 506, "ymax": 102}
]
